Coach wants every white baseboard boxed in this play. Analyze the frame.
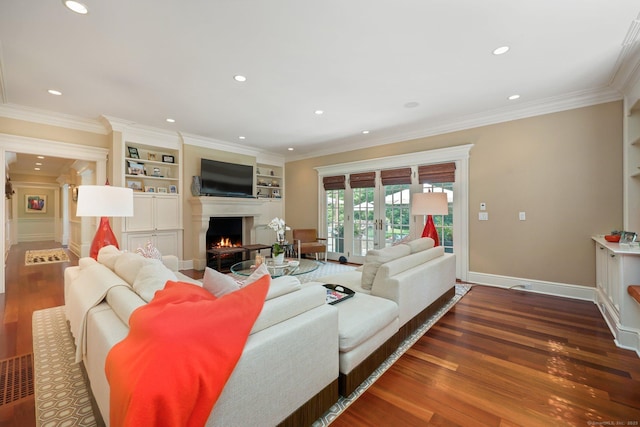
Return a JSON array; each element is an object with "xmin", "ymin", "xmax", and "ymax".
[
  {"xmin": 467, "ymin": 271, "xmax": 596, "ymax": 301},
  {"xmin": 180, "ymin": 259, "xmax": 195, "ymax": 271}
]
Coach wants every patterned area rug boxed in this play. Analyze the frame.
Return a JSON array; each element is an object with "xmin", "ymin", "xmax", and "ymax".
[
  {"xmin": 32, "ymin": 270, "xmax": 469, "ymax": 427},
  {"xmin": 32, "ymin": 307, "xmax": 96, "ymax": 426},
  {"xmin": 25, "ymin": 248, "xmax": 70, "ymax": 266}
]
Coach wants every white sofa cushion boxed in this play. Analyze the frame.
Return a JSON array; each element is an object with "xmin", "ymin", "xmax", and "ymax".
[
  {"xmin": 106, "ymin": 286, "xmax": 146, "ymax": 327},
  {"xmin": 405, "ymin": 237, "xmax": 435, "ymax": 253},
  {"xmin": 97, "ymin": 245, "xmax": 122, "ymax": 270},
  {"xmin": 132, "ymin": 261, "xmax": 178, "ymax": 302},
  {"xmin": 361, "ymin": 244, "xmax": 411, "ymax": 290},
  {"xmin": 114, "ymin": 252, "xmax": 155, "ymax": 285},
  {"xmin": 334, "ymin": 292, "xmax": 398, "ymax": 352},
  {"xmin": 373, "ymin": 246, "xmax": 445, "ymax": 287},
  {"xmin": 251, "ymin": 285, "xmax": 325, "ymax": 334}
]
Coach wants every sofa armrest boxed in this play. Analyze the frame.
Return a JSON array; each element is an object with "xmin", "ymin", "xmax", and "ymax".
[{"xmin": 251, "ymin": 285, "xmax": 326, "ymax": 334}]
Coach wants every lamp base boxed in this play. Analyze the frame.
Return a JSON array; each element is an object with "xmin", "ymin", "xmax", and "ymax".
[
  {"xmin": 421, "ymin": 215, "xmax": 440, "ymax": 246},
  {"xmin": 90, "ymin": 217, "xmax": 119, "ymax": 259}
]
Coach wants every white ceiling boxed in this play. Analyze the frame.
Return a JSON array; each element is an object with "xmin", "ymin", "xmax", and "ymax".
[{"xmin": 1, "ymin": 0, "xmax": 640, "ymax": 165}]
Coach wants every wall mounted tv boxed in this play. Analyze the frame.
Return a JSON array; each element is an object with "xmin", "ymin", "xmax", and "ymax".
[{"xmin": 200, "ymin": 158, "xmax": 254, "ymax": 198}]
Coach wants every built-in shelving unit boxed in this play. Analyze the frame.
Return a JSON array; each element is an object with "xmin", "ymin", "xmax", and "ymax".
[
  {"xmin": 256, "ymin": 164, "xmax": 283, "ymax": 199},
  {"xmin": 124, "ymin": 144, "xmax": 180, "ymax": 194}
]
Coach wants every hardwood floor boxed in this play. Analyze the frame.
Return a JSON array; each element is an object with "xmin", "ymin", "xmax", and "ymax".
[
  {"xmin": 2, "ymin": 242, "xmax": 639, "ymax": 426},
  {"xmin": 332, "ymin": 285, "xmax": 640, "ymax": 426}
]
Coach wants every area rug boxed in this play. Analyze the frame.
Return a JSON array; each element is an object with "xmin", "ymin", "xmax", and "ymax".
[
  {"xmin": 32, "ymin": 282, "xmax": 470, "ymax": 427},
  {"xmin": 25, "ymin": 248, "xmax": 70, "ymax": 266}
]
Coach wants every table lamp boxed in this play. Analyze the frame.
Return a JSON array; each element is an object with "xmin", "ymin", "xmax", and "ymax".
[
  {"xmin": 411, "ymin": 192, "xmax": 448, "ymax": 246},
  {"xmin": 76, "ymin": 185, "xmax": 134, "ymax": 259}
]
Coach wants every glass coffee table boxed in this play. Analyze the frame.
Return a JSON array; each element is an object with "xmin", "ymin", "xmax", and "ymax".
[{"xmin": 231, "ymin": 258, "xmax": 320, "ymax": 278}]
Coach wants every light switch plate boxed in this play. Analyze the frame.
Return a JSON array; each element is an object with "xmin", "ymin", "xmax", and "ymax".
[
  {"xmin": 479, "ymin": 212, "xmax": 489, "ymax": 221},
  {"xmin": 519, "ymin": 212, "xmax": 526, "ymax": 221}
]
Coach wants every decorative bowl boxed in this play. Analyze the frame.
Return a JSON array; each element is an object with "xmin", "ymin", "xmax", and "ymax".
[{"xmin": 605, "ymin": 234, "xmax": 621, "ymax": 242}]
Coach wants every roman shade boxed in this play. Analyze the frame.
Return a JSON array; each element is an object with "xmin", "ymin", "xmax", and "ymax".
[
  {"xmin": 349, "ymin": 172, "xmax": 376, "ymax": 188},
  {"xmin": 323, "ymin": 175, "xmax": 346, "ymax": 190},
  {"xmin": 417, "ymin": 163, "xmax": 456, "ymax": 184},
  {"xmin": 380, "ymin": 167, "xmax": 412, "ymax": 185}
]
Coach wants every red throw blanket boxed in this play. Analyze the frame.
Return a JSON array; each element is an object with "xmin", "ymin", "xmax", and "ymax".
[{"xmin": 105, "ymin": 276, "xmax": 269, "ymax": 427}]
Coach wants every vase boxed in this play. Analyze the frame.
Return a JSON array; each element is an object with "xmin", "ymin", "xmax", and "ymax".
[
  {"xmin": 273, "ymin": 253, "xmax": 285, "ymax": 265},
  {"xmin": 191, "ymin": 176, "xmax": 201, "ymax": 196}
]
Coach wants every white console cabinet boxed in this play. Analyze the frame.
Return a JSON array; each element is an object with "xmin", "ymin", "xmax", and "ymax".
[{"xmin": 593, "ymin": 236, "xmax": 640, "ymax": 354}]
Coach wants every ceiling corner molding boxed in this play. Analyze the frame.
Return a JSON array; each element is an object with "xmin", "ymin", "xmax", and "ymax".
[
  {"xmin": 0, "ymin": 42, "xmax": 7, "ymax": 105},
  {"xmin": 180, "ymin": 132, "xmax": 273, "ymax": 159},
  {"xmin": 289, "ymin": 86, "xmax": 623, "ymax": 162},
  {"xmin": 0, "ymin": 103, "xmax": 108, "ymax": 134}
]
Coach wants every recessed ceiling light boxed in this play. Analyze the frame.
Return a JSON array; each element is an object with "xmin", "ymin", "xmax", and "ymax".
[
  {"xmin": 47, "ymin": 89, "xmax": 62, "ymax": 96},
  {"xmin": 288, "ymin": 147, "xmax": 294, "ymax": 151},
  {"xmin": 37, "ymin": 156, "xmax": 45, "ymax": 159},
  {"xmin": 35, "ymin": 162, "xmax": 43, "ymax": 166},
  {"xmin": 362, "ymin": 130, "xmax": 370, "ymax": 134},
  {"xmin": 314, "ymin": 110, "xmax": 324, "ymax": 115},
  {"xmin": 234, "ymin": 75, "xmax": 247, "ymax": 82},
  {"xmin": 508, "ymin": 94, "xmax": 520, "ymax": 100},
  {"xmin": 493, "ymin": 46, "xmax": 510, "ymax": 55},
  {"xmin": 404, "ymin": 101, "xmax": 420, "ymax": 108},
  {"xmin": 63, "ymin": 0, "xmax": 88, "ymax": 14},
  {"xmin": 166, "ymin": 118, "xmax": 175, "ymax": 123},
  {"xmin": 34, "ymin": 167, "xmax": 41, "ymax": 171},
  {"xmin": 238, "ymin": 136, "xmax": 246, "ymax": 140}
]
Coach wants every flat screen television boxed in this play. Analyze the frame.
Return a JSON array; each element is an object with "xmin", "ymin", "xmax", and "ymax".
[{"xmin": 200, "ymin": 158, "xmax": 254, "ymax": 198}]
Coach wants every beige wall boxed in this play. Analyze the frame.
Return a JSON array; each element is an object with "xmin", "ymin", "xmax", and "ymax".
[
  {"xmin": 182, "ymin": 144, "xmax": 256, "ymax": 260},
  {"xmin": 0, "ymin": 117, "xmax": 109, "ymax": 147},
  {"xmin": 285, "ymin": 101, "xmax": 623, "ymax": 287}
]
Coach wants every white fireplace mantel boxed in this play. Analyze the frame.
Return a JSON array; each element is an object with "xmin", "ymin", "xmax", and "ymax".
[{"xmin": 190, "ymin": 196, "xmax": 267, "ymax": 270}]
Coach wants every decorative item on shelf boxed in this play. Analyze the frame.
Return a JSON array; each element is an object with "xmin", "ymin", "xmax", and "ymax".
[
  {"xmin": 191, "ymin": 176, "xmax": 201, "ymax": 196},
  {"xmin": 126, "ymin": 180, "xmax": 143, "ymax": 191},
  {"xmin": 605, "ymin": 231, "xmax": 621, "ymax": 242},
  {"xmin": 145, "ymin": 186, "xmax": 156, "ymax": 193},
  {"xmin": 147, "ymin": 153, "xmax": 157, "ymax": 161},
  {"xmin": 127, "ymin": 146, "xmax": 139, "ymax": 159},
  {"xmin": 72, "ymin": 186, "xmax": 78, "ymax": 202},
  {"xmin": 411, "ymin": 191, "xmax": 448, "ymax": 246},
  {"xmin": 128, "ymin": 161, "xmax": 144, "ymax": 175},
  {"xmin": 169, "ymin": 185, "xmax": 177, "ymax": 194},
  {"xmin": 157, "ymin": 187, "xmax": 168, "ymax": 194},
  {"xmin": 162, "ymin": 154, "xmax": 174, "ymax": 163},
  {"xmin": 272, "ymin": 189, "xmax": 281, "ymax": 198},
  {"xmin": 620, "ymin": 231, "xmax": 637, "ymax": 244},
  {"xmin": 255, "ymin": 253, "xmax": 263, "ymax": 267},
  {"xmin": 152, "ymin": 167, "xmax": 161, "ymax": 177},
  {"xmin": 270, "ymin": 170, "xmax": 274, "ymax": 176},
  {"xmin": 76, "ymin": 183, "xmax": 134, "ymax": 259}
]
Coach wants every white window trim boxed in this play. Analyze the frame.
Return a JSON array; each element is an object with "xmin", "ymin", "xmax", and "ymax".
[{"xmin": 315, "ymin": 143, "xmax": 473, "ymax": 281}]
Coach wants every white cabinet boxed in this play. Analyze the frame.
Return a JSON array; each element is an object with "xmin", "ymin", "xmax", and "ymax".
[
  {"xmin": 593, "ymin": 237, "xmax": 640, "ymax": 352},
  {"xmin": 126, "ymin": 194, "xmax": 180, "ymax": 231},
  {"xmin": 127, "ymin": 231, "xmax": 180, "ymax": 258}
]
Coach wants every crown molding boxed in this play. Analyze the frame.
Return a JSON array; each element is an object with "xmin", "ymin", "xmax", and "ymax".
[
  {"xmin": 0, "ymin": 103, "xmax": 108, "ymax": 134},
  {"xmin": 180, "ymin": 132, "xmax": 284, "ymax": 164},
  {"xmin": 101, "ymin": 115, "xmax": 182, "ymax": 149},
  {"xmin": 288, "ymin": 86, "xmax": 623, "ymax": 162}
]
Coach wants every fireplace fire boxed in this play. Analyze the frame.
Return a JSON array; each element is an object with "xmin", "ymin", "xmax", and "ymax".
[
  {"xmin": 206, "ymin": 217, "xmax": 244, "ymax": 271},
  {"xmin": 212, "ymin": 237, "xmax": 242, "ymax": 248}
]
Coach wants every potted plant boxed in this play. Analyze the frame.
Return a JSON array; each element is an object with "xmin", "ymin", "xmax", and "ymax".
[{"xmin": 272, "ymin": 242, "xmax": 285, "ymax": 265}]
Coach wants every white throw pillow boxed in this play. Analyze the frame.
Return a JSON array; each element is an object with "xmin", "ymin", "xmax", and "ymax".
[
  {"xmin": 132, "ymin": 261, "xmax": 177, "ymax": 302},
  {"xmin": 202, "ymin": 267, "xmax": 240, "ymax": 297},
  {"xmin": 242, "ymin": 263, "xmax": 270, "ymax": 287},
  {"xmin": 78, "ymin": 257, "xmax": 98, "ymax": 269},
  {"xmin": 406, "ymin": 237, "xmax": 435, "ymax": 253}
]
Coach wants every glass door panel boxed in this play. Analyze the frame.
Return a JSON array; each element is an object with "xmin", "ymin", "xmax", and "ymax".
[
  {"xmin": 325, "ymin": 189, "xmax": 345, "ymax": 255},
  {"xmin": 382, "ymin": 184, "xmax": 411, "ymax": 248},
  {"xmin": 352, "ymin": 187, "xmax": 376, "ymax": 258}
]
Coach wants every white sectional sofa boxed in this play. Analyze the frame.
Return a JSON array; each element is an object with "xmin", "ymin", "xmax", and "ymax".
[
  {"xmin": 64, "ymin": 246, "xmax": 339, "ymax": 427},
  {"xmin": 313, "ymin": 237, "xmax": 456, "ymax": 395}
]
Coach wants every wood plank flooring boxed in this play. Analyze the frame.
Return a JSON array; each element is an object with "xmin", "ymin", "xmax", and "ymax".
[
  {"xmin": 331, "ymin": 285, "xmax": 640, "ymax": 426},
  {"xmin": 1, "ymin": 242, "xmax": 639, "ymax": 426}
]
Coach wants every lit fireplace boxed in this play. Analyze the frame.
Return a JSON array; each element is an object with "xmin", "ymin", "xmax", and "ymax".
[
  {"xmin": 206, "ymin": 217, "xmax": 244, "ymax": 271},
  {"xmin": 213, "ymin": 237, "xmax": 242, "ymax": 248}
]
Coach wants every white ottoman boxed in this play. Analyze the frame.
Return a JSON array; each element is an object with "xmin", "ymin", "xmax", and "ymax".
[{"xmin": 333, "ymin": 292, "xmax": 399, "ymax": 396}]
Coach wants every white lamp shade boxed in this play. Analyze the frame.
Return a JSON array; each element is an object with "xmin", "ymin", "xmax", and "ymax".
[
  {"xmin": 76, "ymin": 185, "xmax": 134, "ymax": 217},
  {"xmin": 411, "ymin": 192, "xmax": 448, "ymax": 216}
]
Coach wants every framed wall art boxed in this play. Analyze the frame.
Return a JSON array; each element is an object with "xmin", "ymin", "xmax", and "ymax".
[
  {"xmin": 127, "ymin": 146, "xmax": 139, "ymax": 159},
  {"xmin": 26, "ymin": 194, "xmax": 47, "ymax": 213}
]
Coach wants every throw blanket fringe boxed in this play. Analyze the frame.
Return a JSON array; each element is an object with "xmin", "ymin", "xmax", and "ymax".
[{"xmin": 105, "ymin": 276, "xmax": 269, "ymax": 427}]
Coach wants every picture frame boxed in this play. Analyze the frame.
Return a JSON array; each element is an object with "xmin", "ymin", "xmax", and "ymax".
[
  {"xmin": 128, "ymin": 161, "xmax": 144, "ymax": 175},
  {"xmin": 127, "ymin": 147, "xmax": 139, "ymax": 159},
  {"xmin": 72, "ymin": 187, "xmax": 78, "ymax": 202},
  {"xmin": 620, "ymin": 231, "xmax": 637, "ymax": 243},
  {"xmin": 126, "ymin": 180, "xmax": 143, "ymax": 192},
  {"xmin": 162, "ymin": 154, "xmax": 175, "ymax": 163},
  {"xmin": 272, "ymin": 188, "xmax": 281, "ymax": 198},
  {"xmin": 148, "ymin": 153, "xmax": 157, "ymax": 161},
  {"xmin": 145, "ymin": 186, "xmax": 156, "ymax": 193},
  {"xmin": 26, "ymin": 194, "xmax": 47, "ymax": 213},
  {"xmin": 157, "ymin": 187, "xmax": 168, "ymax": 194},
  {"xmin": 168, "ymin": 185, "xmax": 177, "ymax": 194}
]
